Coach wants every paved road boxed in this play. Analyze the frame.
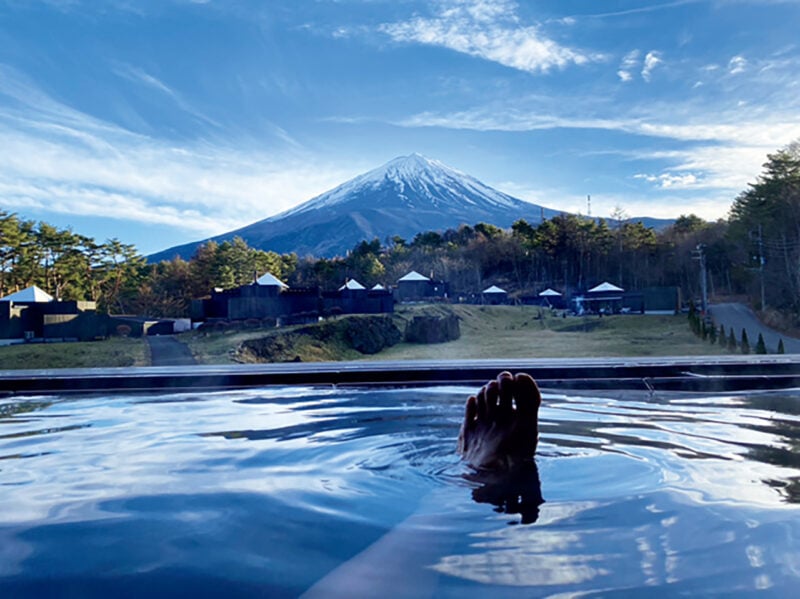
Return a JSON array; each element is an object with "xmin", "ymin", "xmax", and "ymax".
[
  {"xmin": 709, "ymin": 302, "xmax": 800, "ymax": 354},
  {"xmin": 146, "ymin": 335, "xmax": 197, "ymax": 366}
]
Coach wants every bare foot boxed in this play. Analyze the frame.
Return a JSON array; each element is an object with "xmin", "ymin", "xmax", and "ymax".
[{"xmin": 457, "ymin": 372, "xmax": 541, "ymax": 470}]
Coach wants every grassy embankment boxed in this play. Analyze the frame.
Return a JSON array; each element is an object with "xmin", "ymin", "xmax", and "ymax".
[
  {"xmin": 0, "ymin": 337, "xmax": 148, "ymax": 370},
  {"xmin": 184, "ymin": 304, "xmax": 729, "ymax": 364}
]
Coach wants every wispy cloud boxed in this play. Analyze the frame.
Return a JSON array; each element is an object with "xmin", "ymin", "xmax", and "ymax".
[
  {"xmin": 0, "ymin": 65, "xmax": 352, "ymax": 241},
  {"xmin": 641, "ymin": 51, "xmax": 663, "ymax": 82},
  {"xmin": 378, "ymin": 0, "xmax": 603, "ymax": 74},
  {"xmin": 111, "ymin": 63, "xmax": 222, "ymax": 129},
  {"xmin": 728, "ymin": 55, "xmax": 747, "ymax": 74},
  {"xmin": 617, "ymin": 50, "xmax": 640, "ymax": 82},
  {"xmin": 392, "ymin": 99, "xmax": 800, "ymax": 204}
]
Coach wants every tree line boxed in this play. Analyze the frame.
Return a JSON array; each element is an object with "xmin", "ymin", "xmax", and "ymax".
[{"xmin": 1, "ymin": 143, "xmax": 798, "ymax": 321}]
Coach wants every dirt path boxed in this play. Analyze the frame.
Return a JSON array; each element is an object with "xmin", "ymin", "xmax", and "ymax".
[
  {"xmin": 146, "ymin": 335, "xmax": 197, "ymax": 366},
  {"xmin": 709, "ymin": 303, "xmax": 800, "ymax": 354}
]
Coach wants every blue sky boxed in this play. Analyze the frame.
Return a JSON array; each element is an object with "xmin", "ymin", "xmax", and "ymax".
[{"xmin": 1, "ymin": 0, "xmax": 799, "ymax": 254}]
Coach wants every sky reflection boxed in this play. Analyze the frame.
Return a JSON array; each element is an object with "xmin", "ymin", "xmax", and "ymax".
[{"xmin": 0, "ymin": 386, "xmax": 799, "ymax": 596}]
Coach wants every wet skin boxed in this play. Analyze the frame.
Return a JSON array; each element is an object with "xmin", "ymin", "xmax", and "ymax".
[{"xmin": 458, "ymin": 371, "xmax": 542, "ymax": 471}]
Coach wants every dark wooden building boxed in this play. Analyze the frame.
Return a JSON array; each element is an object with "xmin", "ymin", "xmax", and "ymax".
[{"xmin": 395, "ymin": 271, "xmax": 448, "ymax": 302}]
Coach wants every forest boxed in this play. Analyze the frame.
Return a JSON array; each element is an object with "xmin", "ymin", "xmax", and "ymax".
[{"xmin": 2, "ymin": 143, "xmax": 799, "ymax": 323}]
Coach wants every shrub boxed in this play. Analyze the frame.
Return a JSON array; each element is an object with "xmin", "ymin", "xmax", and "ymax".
[
  {"xmin": 405, "ymin": 314, "xmax": 461, "ymax": 344},
  {"xmin": 115, "ymin": 324, "xmax": 132, "ymax": 337},
  {"xmin": 755, "ymin": 333, "xmax": 767, "ymax": 354}
]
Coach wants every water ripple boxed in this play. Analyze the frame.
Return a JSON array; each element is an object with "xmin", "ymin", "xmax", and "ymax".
[{"xmin": 0, "ymin": 386, "xmax": 798, "ymax": 596}]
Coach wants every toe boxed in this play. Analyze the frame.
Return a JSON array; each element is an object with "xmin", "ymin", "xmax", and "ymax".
[
  {"xmin": 485, "ymin": 380, "xmax": 499, "ymax": 419},
  {"xmin": 464, "ymin": 395, "xmax": 477, "ymax": 427},
  {"xmin": 476, "ymin": 386, "xmax": 488, "ymax": 420},
  {"xmin": 497, "ymin": 372, "xmax": 514, "ymax": 421},
  {"xmin": 513, "ymin": 373, "xmax": 542, "ymax": 421}
]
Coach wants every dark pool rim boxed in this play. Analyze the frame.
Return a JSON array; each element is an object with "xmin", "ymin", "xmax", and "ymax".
[{"xmin": 3, "ymin": 355, "xmax": 800, "ymax": 396}]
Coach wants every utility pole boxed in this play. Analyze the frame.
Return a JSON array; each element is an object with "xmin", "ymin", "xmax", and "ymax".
[
  {"xmin": 587, "ymin": 194, "xmax": 591, "ymax": 217},
  {"xmin": 758, "ymin": 224, "xmax": 766, "ymax": 311},
  {"xmin": 692, "ymin": 244, "xmax": 708, "ymax": 314}
]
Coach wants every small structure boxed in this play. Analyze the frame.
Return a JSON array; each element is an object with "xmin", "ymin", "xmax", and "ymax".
[
  {"xmin": 482, "ymin": 285, "xmax": 509, "ymax": 305},
  {"xmin": 191, "ymin": 272, "xmax": 393, "ymax": 324},
  {"xmin": 395, "ymin": 271, "xmax": 448, "ymax": 302},
  {"xmin": 191, "ymin": 272, "xmax": 319, "ymax": 323},
  {"xmin": 0, "ymin": 285, "xmax": 105, "ymax": 341},
  {"xmin": 324, "ymin": 278, "xmax": 393, "ymax": 316},
  {"xmin": 539, "ymin": 288, "xmax": 565, "ymax": 309},
  {"xmin": 581, "ymin": 281, "xmax": 625, "ymax": 314}
]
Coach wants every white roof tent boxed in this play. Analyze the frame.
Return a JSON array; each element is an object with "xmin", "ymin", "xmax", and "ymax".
[
  {"xmin": 588, "ymin": 282, "xmax": 624, "ymax": 293},
  {"xmin": 538, "ymin": 288, "xmax": 562, "ymax": 297},
  {"xmin": 255, "ymin": 273, "xmax": 289, "ymax": 288},
  {"xmin": 398, "ymin": 271, "xmax": 430, "ymax": 282},
  {"xmin": 0, "ymin": 285, "xmax": 54, "ymax": 303},
  {"xmin": 339, "ymin": 279, "xmax": 366, "ymax": 291},
  {"xmin": 482, "ymin": 285, "xmax": 507, "ymax": 294}
]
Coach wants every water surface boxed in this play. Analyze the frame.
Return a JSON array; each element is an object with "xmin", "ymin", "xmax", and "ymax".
[{"xmin": 1, "ymin": 384, "xmax": 798, "ymax": 597}]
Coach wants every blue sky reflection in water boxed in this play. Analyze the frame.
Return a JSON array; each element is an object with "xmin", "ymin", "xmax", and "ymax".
[{"xmin": 0, "ymin": 386, "xmax": 799, "ymax": 596}]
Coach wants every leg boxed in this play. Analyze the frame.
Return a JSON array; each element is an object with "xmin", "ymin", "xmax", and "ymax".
[{"xmin": 457, "ymin": 371, "xmax": 541, "ymax": 471}]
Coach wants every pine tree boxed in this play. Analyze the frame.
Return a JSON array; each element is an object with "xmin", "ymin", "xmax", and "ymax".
[
  {"xmin": 709, "ymin": 323, "xmax": 717, "ymax": 344},
  {"xmin": 755, "ymin": 333, "xmax": 767, "ymax": 354},
  {"xmin": 728, "ymin": 330, "xmax": 737, "ymax": 352},
  {"xmin": 740, "ymin": 328, "xmax": 750, "ymax": 354},
  {"xmin": 718, "ymin": 324, "xmax": 726, "ymax": 346},
  {"xmin": 778, "ymin": 339, "xmax": 785, "ymax": 354}
]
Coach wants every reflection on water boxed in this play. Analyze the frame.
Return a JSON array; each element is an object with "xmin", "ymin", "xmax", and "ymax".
[{"xmin": 0, "ymin": 384, "xmax": 799, "ymax": 597}]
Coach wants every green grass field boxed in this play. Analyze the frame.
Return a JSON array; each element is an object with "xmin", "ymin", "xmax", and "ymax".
[
  {"xmin": 0, "ymin": 337, "xmax": 148, "ymax": 370},
  {"xmin": 370, "ymin": 305, "xmax": 728, "ymax": 361},
  {"xmin": 185, "ymin": 305, "xmax": 728, "ymax": 364}
]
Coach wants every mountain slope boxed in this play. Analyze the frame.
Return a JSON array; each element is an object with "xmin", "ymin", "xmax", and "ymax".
[{"xmin": 149, "ymin": 154, "xmax": 555, "ymax": 260}]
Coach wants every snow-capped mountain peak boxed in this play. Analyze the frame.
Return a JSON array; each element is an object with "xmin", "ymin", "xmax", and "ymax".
[
  {"xmin": 271, "ymin": 154, "xmax": 523, "ymax": 221},
  {"xmin": 150, "ymin": 153, "xmax": 563, "ymax": 260}
]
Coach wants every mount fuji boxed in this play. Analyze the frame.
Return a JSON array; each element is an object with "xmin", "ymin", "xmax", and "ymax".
[{"xmin": 150, "ymin": 153, "xmax": 564, "ymax": 260}]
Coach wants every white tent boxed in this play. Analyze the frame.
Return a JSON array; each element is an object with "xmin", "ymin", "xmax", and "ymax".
[
  {"xmin": 255, "ymin": 272, "xmax": 288, "ymax": 288},
  {"xmin": 339, "ymin": 279, "xmax": 366, "ymax": 291},
  {"xmin": 588, "ymin": 281, "xmax": 624, "ymax": 293},
  {"xmin": 398, "ymin": 270, "xmax": 430, "ymax": 282},
  {"xmin": 371, "ymin": 284, "xmax": 386, "ymax": 291},
  {"xmin": 482, "ymin": 285, "xmax": 507, "ymax": 294},
  {"xmin": 538, "ymin": 288, "xmax": 562, "ymax": 297},
  {"xmin": 0, "ymin": 285, "xmax": 53, "ymax": 303}
]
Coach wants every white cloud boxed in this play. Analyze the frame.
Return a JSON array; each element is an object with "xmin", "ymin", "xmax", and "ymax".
[
  {"xmin": 393, "ymin": 102, "xmax": 800, "ymax": 201},
  {"xmin": 0, "ymin": 65, "xmax": 353, "ymax": 239},
  {"xmin": 634, "ymin": 172, "xmax": 699, "ymax": 188},
  {"xmin": 378, "ymin": 0, "xmax": 602, "ymax": 74},
  {"xmin": 641, "ymin": 51, "xmax": 662, "ymax": 81},
  {"xmin": 617, "ymin": 50, "xmax": 640, "ymax": 82},
  {"xmin": 729, "ymin": 55, "xmax": 748, "ymax": 74}
]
